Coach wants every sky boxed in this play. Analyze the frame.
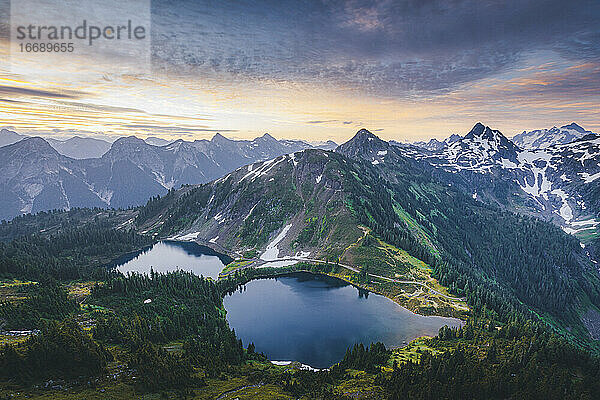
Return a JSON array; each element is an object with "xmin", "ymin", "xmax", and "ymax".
[{"xmin": 0, "ymin": 0, "xmax": 599, "ymax": 143}]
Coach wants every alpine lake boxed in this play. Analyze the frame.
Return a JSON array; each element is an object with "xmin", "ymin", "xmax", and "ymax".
[{"xmin": 113, "ymin": 240, "xmax": 462, "ymax": 368}]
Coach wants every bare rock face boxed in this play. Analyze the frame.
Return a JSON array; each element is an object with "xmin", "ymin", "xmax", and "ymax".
[
  {"xmin": 0, "ymin": 137, "xmax": 105, "ymax": 220},
  {"xmin": 581, "ymin": 308, "xmax": 600, "ymax": 340}
]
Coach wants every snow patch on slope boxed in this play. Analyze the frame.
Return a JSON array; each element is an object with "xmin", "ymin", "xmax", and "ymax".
[
  {"xmin": 563, "ymin": 218, "xmax": 600, "ymax": 235},
  {"xmin": 240, "ymin": 156, "xmax": 286, "ymax": 182},
  {"xmin": 261, "ymin": 223, "xmax": 292, "ymax": 261},
  {"xmin": 244, "ymin": 204, "xmax": 257, "ymax": 221},
  {"xmin": 551, "ymin": 188, "xmax": 573, "ymax": 222},
  {"xmin": 580, "ymin": 172, "xmax": 600, "ymax": 183},
  {"xmin": 213, "ymin": 212, "xmax": 226, "ymax": 223},
  {"xmin": 171, "ymin": 231, "xmax": 201, "ymax": 241}
]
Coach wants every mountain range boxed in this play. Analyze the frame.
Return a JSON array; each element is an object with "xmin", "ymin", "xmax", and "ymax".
[
  {"xmin": 409, "ymin": 122, "xmax": 597, "ymax": 151},
  {"xmin": 4, "ymin": 126, "xmax": 600, "ymax": 396},
  {"xmin": 0, "ymin": 129, "xmax": 340, "ymax": 160},
  {"xmin": 0, "ymin": 129, "xmax": 112, "ymax": 159},
  {"xmin": 1, "ymin": 122, "xmax": 598, "ymax": 248},
  {"xmin": 399, "ymin": 123, "xmax": 600, "ymax": 245},
  {"xmin": 45, "ymin": 136, "xmax": 112, "ymax": 159},
  {"xmin": 0, "ymin": 132, "xmax": 336, "ymax": 221},
  {"xmin": 2, "ymin": 123, "xmax": 599, "ymax": 346},
  {"xmin": 410, "ymin": 134, "xmax": 461, "ymax": 151},
  {"xmin": 129, "ymin": 126, "xmax": 600, "ymax": 344}
]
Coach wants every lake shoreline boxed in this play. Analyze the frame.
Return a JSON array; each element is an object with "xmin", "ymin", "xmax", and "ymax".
[
  {"xmin": 104, "ymin": 241, "xmax": 465, "ymax": 369},
  {"xmin": 108, "ymin": 238, "xmax": 467, "ymax": 322},
  {"xmin": 111, "ymin": 240, "xmax": 230, "ymax": 280},
  {"xmin": 220, "ymin": 263, "xmax": 468, "ymax": 322},
  {"xmin": 223, "ymin": 271, "xmax": 462, "ymax": 368}
]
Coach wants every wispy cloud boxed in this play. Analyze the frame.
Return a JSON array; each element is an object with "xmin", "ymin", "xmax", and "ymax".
[
  {"xmin": 0, "ymin": 0, "xmax": 598, "ymax": 142},
  {"xmin": 0, "ymin": 85, "xmax": 86, "ymax": 99},
  {"xmin": 306, "ymin": 120, "xmax": 338, "ymax": 124},
  {"xmin": 152, "ymin": 0, "xmax": 600, "ymax": 97},
  {"xmin": 124, "ymin": 124, "xmax": 237, "ymax": 133},
  {"xmin": 0, "ymin": 98, "xmax": 25, "ymax": 104}
]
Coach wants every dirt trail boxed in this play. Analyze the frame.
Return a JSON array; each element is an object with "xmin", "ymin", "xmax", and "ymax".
[{"xmin": 222, "ymin": 254, "xmax": 466, "ymax": 302}]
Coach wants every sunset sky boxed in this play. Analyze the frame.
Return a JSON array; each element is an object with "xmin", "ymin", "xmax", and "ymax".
[{"xmin": 0, "ymin": 0, "xmax": 598, "ymax": 143}]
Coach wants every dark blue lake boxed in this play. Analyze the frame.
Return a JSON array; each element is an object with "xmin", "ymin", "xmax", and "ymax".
[
  {"xmin": 224, "ymin": 272, "xmax": 463, "ymax": 368},
  {"xmin": 114, "ymin": 240, "xmax": 232, "ymax": 279}
]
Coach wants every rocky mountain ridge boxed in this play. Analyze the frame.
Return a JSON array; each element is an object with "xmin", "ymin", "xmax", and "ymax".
[{"xmin": 0, "ymin": 132, "xmax": 336, "ymax": 220}]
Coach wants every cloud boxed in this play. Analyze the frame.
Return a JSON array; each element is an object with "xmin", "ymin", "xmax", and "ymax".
[
  {"xmin": 0, "ymin": 0, "xmax": 597, "ymax": 142},
  {"xmin": 55, "ymin": 101, "xmax": 149, "ymax": 115},
  {"xmin": 151, "ymin": 0, "xmax": 600, "ymax": 97},
  {"xmin": 0, "ymin": 85, "xmax": 85, "ymax": 99},
  {"xmin": 306, "ymin": 120, "xmax": 338, "ymax": 124},
  {"xmin": 451, "ymin": 62, "xmax": 600, "ymax": 106},
  {"xmin": 0, "ymin": 98, "xmax": 26, "ymax": 104},
  {"xmin": 124, "ymin": 124, "xmax": 237, "ymax": 133}
]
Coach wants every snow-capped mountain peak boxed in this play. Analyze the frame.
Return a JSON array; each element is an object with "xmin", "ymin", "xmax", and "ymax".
[
  {"xmin": 446, "ymin": 134, "xmax": 461, "ymax": 144},
  {"xmin": 402, "ymin": 123, "xmax": 600, "ymax": 238},
  {"xmin": 428, "ymin": 123, "xmax": 520, "ymax": 172},
  {"xmin": 561, "ymin": 122, "xmax": 588, "ymax": 133},
  {"xmin": 464, "ymin": 122, "xmax": 486, "ymax": 138},
  {"xmin": 512, "ymin": 122, "xmax": 596, "ymax": 149},
  {"xmin": 463, "ymin": 123, "xmax": 516, "ymax": 151},
  {"xmin": 414, "ymin": 138, "xmax": 445, "ymax": 151}
]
